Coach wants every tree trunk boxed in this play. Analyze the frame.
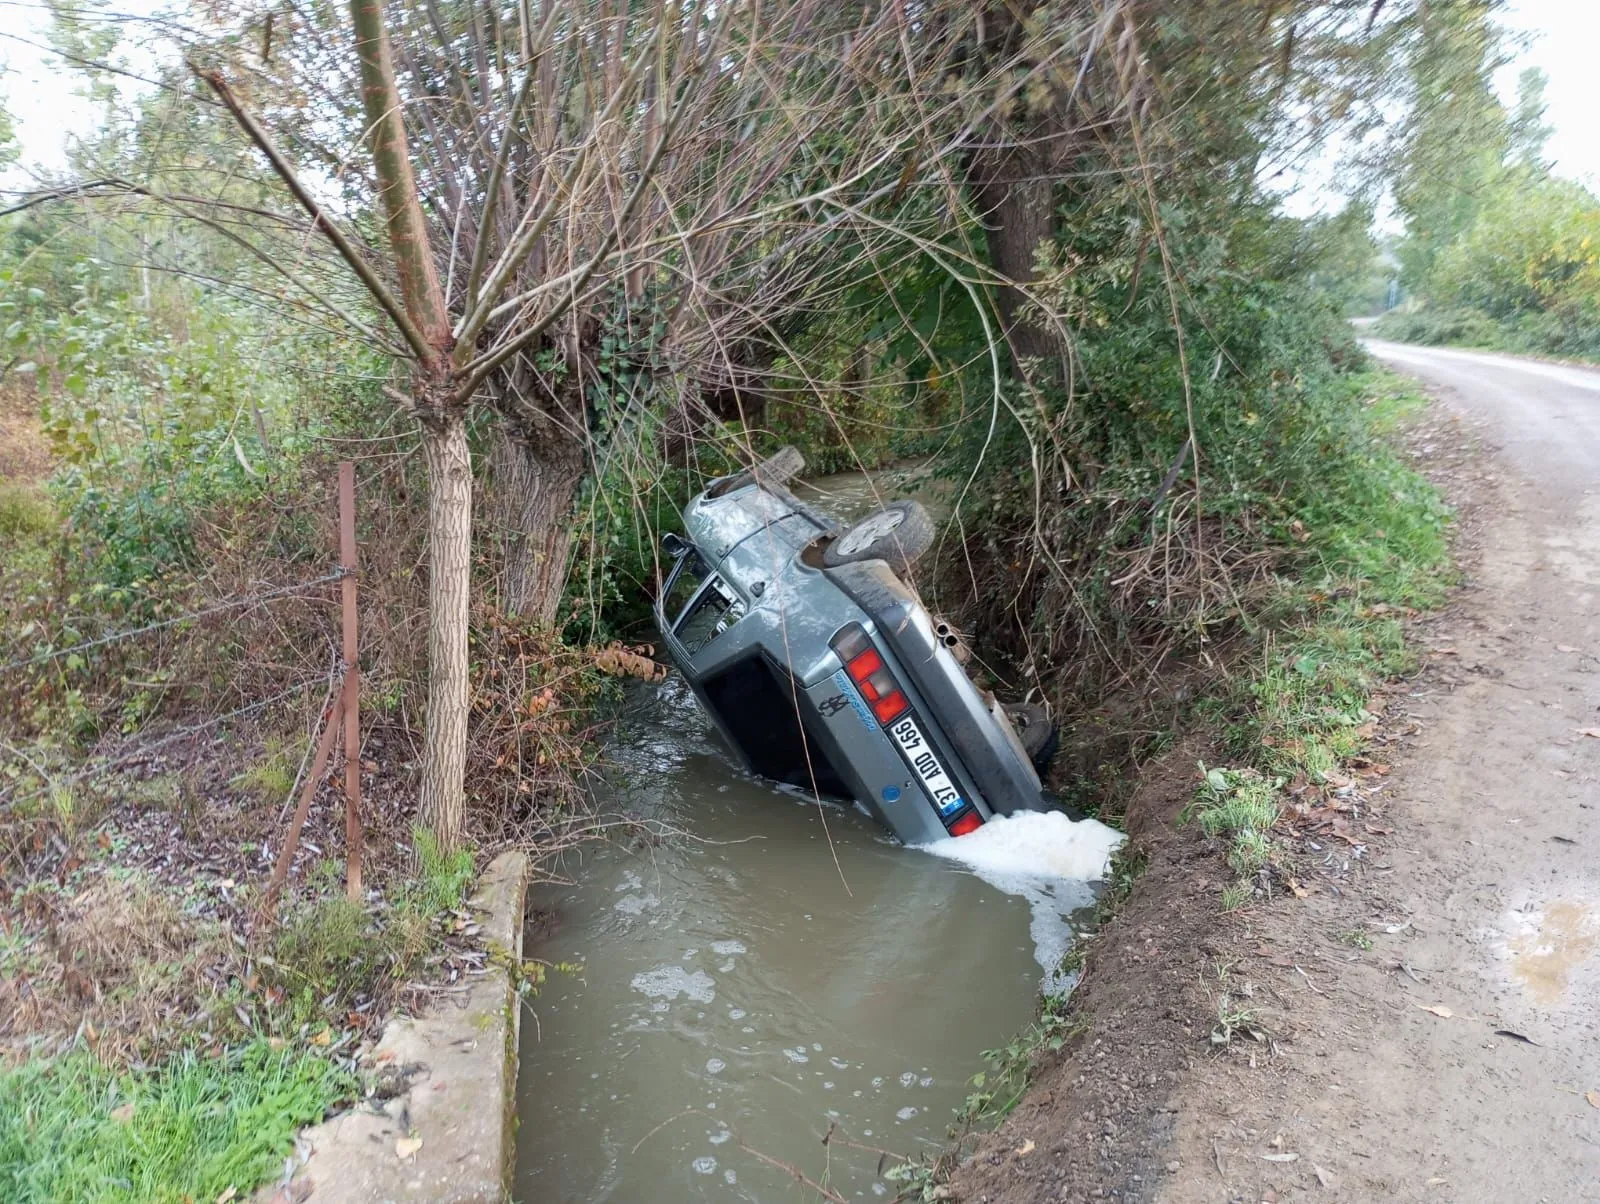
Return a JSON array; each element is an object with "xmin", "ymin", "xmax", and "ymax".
[
  {"xmin": 491, "ymin": 427, "xmax": 587, "ymax": 626},
  {"xmin": 418, "ymin": 412, "xmax": 472, "ymax": 846},
  {"xmin": 969, "ymin": 143, "xmax": 1061, "ymax": 370}
]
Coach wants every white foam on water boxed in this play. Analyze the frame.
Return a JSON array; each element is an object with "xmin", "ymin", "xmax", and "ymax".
[
  {"xmin": 710, "ymin": 939, "xmax": 746, "ymax": 956},
  {"xmin": 629, "ymin": 966, "xmax": 716, "ymax": 1003},
  {"xmin": 918, "ymin": 810, "xmax": 1124, "ymax": 993},
  {"xmin": 691, "ymin": 1156, "xmax": 717, "ymax": 1175}
]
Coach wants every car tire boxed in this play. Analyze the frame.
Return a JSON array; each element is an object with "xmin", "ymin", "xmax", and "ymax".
[
  {"xmin": 707, "ymin": 446, "xmax": 806, "ymax": 498},
  {"xmin": 822, "ymin": 500, "xmax": 934, "ymax": 574},
  {"xmin": 1005, "ymin": 702, "xmax": 1059, "ymax": 773}
]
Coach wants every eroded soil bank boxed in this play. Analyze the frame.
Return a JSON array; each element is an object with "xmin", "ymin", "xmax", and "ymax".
[{"xmin": 947, "ymin": 358, "xmax": 1600, "ymax": 1202}]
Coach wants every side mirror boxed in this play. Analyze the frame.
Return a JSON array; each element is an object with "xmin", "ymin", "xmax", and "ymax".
[{"xmin": 662, "ymin": 532, "xmax": 690, "ymax": 558}]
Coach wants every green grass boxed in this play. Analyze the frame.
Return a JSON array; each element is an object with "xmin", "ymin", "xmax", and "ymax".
[
  {"xmin": 0, "ymin": 481, "xmax": 55, "ymax": 543},
  {"xmin": 405, "ymin": 826, "xmax": 475, "ymax": 914},
  {"xmin": 1188, "ymin": 369, "xmax": 1454, "ymax": 905},
  {"xmin": 0, "ymin": 1042, "xmax": 352, "ymax": 1204}
]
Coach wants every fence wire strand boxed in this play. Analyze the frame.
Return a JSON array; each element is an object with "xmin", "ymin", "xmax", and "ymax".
[
  {"xmin": 0, "ymin": 569, "xmax": 348, "ymax": 676},
  {"xmin": 0, "ymin": 669, "xmax": 336, "ymax": 807}
]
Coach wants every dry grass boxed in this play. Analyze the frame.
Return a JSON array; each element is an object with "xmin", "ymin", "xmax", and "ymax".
[
  {"xmin": 0, "ymin": 874, "xmax": 241, "ymax": 1064},
  {"xmin": 0, "ymin": 382, "xmax": 53, "ymax": 484}
]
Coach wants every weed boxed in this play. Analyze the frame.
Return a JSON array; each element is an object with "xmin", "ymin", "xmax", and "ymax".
[
  {"xmin": 0, "ymin": 1041, "xmax": 353, "ymax": 1203},
  {"xmin": 233, "ymin": 736, "xmax": 297, "ymax": 803},
  {"xmin": 1093, "ymin": 841, "xmax": 1146, "ymax": 928},
  {"xmin": 0, "ymin": 481, "xmax": 55, "ymax": 542},
  {"xmin": 958, "ymin": 998, "xmax": 1088, "ymax": 1129},
  {"xmin": 1219, "ymin": 882, "xmax": 1251, "ymax": 912},
  {"xmin": 1189, "ymin": 765, "xmax": 1281, "ymax": 891},
  {"xmin": 1343, "ymin": 927, "xmax": 1374, "ymax": 951},
  {"xmin": 1209, "ymin": 992, "xmax": 1267, "ymax": 1047},
  {"xmin": 406, "ymin": 827, "xmax": 475, "ymax": 914}
]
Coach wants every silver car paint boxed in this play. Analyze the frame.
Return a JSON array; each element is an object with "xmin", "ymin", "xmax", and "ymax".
[{"xmin": 656, "ymin": 477, "xmax": 1046, "ymax": 845}]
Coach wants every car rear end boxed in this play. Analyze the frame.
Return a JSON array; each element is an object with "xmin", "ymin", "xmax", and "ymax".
[{"xmin": 656, "ymin": 472, "xmax": 1048, "ymax": 846}]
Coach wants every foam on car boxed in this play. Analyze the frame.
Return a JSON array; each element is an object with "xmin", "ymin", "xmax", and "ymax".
[{"xmin": 918, "ymin": 811, "xmax": 1124, "ymax": 992}]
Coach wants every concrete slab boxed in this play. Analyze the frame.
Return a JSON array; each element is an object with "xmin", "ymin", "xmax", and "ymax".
[{"xmin": 256, "ymin": 850, "xmax": 528, "ymax": 1204}]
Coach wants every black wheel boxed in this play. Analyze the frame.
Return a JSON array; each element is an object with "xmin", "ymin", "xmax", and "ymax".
[
  {"xmin": 821, "ymin": 500, "xmax": 934, "ymax": 574},
  {"xmin": 1005, "ymin": 702, "xmax": 1059, "ymax": 773},
  {"xmin": 706, "ymin": 446, "xmax": 805, "ymax": 498}
]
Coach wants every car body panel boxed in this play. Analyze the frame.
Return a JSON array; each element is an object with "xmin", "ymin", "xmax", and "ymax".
[{"xmin": 655, "ymin": 474, "xmax": 1051, "ymax": 844}]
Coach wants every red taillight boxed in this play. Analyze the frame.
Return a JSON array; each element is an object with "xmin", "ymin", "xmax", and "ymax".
[
  {"xmin": 847, "ymin": 648, "xmax": 884, "ymax": 682},
  {"xmin": 833, "ymin": 624, "xmax": 911, "ymax": 725},
  {"xmin": 871, "ymin": 690, "xmax": 909, "ymax": 723},
  {"xmin": 947, "ymin": 811, "xmax": 984, "ymax": 837}
]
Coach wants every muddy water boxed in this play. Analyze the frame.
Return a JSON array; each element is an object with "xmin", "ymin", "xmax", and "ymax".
[{"xmin": 512, "ymin": 676, "xmax": 1103, "ymax": 1202}]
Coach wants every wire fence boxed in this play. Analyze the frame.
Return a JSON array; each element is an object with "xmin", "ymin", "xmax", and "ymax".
[
  {"xmin": 2, "ymin": 464, "xmax": 366, "ymax": 914},
  {"xmin": 0, "ymin": 569, "xmax": 348, "ymax": 676},
  {"xmin": 0, "ymin": 669, "xmax": 337, "ymax": 810}
]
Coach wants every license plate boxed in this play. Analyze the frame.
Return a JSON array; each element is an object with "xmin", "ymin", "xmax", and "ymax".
[{"xmin": 886, "ymin": 715, "xmax": 965, "ymax": 817}]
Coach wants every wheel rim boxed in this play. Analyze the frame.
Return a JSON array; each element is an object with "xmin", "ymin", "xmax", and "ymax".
[{"xmin": 836, "ymin": 508, "xmax": 906, "ymax": 556}]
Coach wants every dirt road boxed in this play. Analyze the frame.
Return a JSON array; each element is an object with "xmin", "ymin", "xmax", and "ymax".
[
  {"xmin": 1159, "ymin": 341, "xmax": 1600, "ymax": 1203},
  {"xmin": 947, "ymin": 341, "xmax": 1600, "ymax": 1204}
]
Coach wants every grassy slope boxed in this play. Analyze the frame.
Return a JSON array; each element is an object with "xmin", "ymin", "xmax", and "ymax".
[
  {"xmin": 1187, "ymin": 369, "xmax": 1451, "ymax": 900},
  {"xmin": 892, "ymin": 368, "xmax": 1454, "ymax": 1195},
  {"xmin": 0, "ymin": 1043, "xmax": 352, "ymax": 1204}
]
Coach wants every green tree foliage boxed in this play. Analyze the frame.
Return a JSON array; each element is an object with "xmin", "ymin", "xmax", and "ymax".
[
  {"xmin": 1390, "ymin": 0, "xmax": 1510, "ymax": 292},
  {"xmin": 1379, "ymin": 10, "xmax": 1600, "ymax": 358}
]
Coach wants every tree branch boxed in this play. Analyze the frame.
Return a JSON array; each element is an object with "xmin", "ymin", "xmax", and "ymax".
[{"xmin": 195, "ymin": 66, "xmax": 436, "ymax": 365}]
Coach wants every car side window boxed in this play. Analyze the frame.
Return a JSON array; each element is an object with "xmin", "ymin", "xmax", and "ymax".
[
  {"xmin": 676, "ymin": 576, "xmax": 746, "ymax": 655},
  {"xmin": 662, "ymin": 550, "xmax": 708, "ymax": 626}
]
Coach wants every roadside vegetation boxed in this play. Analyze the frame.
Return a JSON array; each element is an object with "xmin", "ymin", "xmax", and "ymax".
[
  {"xmin": 1373, "ymin": 7, "xmax": 1600, "ymax": 360},
  {"xmin": 0, "ymin": 0, "xmax": 1482, "ymax": 1199}
]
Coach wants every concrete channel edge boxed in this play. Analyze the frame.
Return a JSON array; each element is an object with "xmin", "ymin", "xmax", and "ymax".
[{"xmin": 255, "ymin": 849, "xmax": 529, "ymax": 1204}]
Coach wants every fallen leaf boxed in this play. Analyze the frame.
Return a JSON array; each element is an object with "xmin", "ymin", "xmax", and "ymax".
[
  {"xmin": 216, "ymin": 1188, "xmax": 238, "ymax": 1204},
  {"xmin": 1577, "ymin": 729, "xmax": 1600, "ymax": 740},
  {"xmin": 1494, "ymin": 1029, "xmax": 1541, "ymax": 1046},
  {"xmin": 1430, "ymin": 647, "xmax": 1458, "ymax": 656},
  {"xmin": 1285, "ymin": 877, "xmax": 1309, "ymax": 899},
  {"xmin": 309, "ymin": 1028, "xmax": 331, "ymax": 1047},
  {"xmin": 395, "ymin": 1136, "xmax": 423, "ymax": 1159},
  {"xmin": 1586, "ymin": 1091, "xmax": 1600, "ymax": 1109},
  {"xmin": 1419, "ymin": 1005, "xmax": 1453, "ymax": 1019},
  {"xmin": 1365, "ymin": 823, "xmax": 1395, "ymax": 835},
  {"xmin": 1261, "ymin": 1152, "xmax": 1299, "ymax": 1162},
  {"xmin": 1014, "ymin": 1139, "xmax": 1035, "ymax": 1156},
  {"xmin": 1557, "ymin": 644, "xmax": 1579, "ymax": 653},
  {"xmin": 109, "ymin": 1103, "xmax": 135, "ymax": 1123},
  {"xmin": 1426, "ymin": 1177, "xmax": 1449, "ymax": 1187},
  {"xmin": 1314, "ymin": 1165, "xmax": 1335, "ymax": 1188}
]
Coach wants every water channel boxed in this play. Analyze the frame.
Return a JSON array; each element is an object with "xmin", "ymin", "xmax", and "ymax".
[{"xmin": 512, "ymin": 465, "xmax": 1117, "ymax": 1203}]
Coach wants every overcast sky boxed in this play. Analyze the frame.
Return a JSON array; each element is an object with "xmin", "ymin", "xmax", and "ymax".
[{"xmin": 2, "ymin": 0, "xmax": 1598, "ymax": 200}]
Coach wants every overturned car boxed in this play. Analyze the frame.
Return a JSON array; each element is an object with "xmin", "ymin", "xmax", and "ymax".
[{"xmin": 654, "ymin": 448, "xmax": 1058, "ymax": 845}]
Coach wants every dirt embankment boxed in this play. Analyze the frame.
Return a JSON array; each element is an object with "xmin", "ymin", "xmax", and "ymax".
[{"xmin": 949, "ymin": 385, "xmax": 1600, "ymax": 1203}]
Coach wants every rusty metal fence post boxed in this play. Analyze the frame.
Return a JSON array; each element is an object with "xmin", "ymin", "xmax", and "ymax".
[
  {"xmin": 259, "ymin": 462, "xmax": 362, "ymax": 925},
  {"xmin": 339, "ymin": 462, "xmax": 363, "ymax": 900}
]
